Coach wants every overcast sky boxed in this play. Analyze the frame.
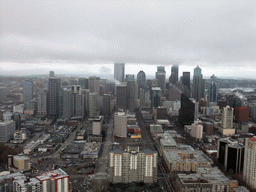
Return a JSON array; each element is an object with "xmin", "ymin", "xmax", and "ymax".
[{"xmin": 1, "ymin": 0, "xmax": 256, "ymax": 78}]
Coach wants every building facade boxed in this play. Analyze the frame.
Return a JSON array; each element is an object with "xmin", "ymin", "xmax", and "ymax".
[{"xmin": 114, "ymin": 63, "xmax": 125, "ymax": 83}]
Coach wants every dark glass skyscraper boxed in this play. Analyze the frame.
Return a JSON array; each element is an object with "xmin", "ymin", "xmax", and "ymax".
[
  {"xmin": 23, "ymin": 80, "xmax": 33, "ymax": 103},
  {"xmin": 137, "ymin": 70, "xmax": 146, "ymax": 89},
  {"xmin": 48, "ymin": 77, "xmax": 61, "ymax": 117},
  {"xmin": 169, "ymin": 65, "xmax": 178, "ymax": 84},
  {"xmin": 209, "ymin": 75, "xmax": 218, "ymax": 103}
]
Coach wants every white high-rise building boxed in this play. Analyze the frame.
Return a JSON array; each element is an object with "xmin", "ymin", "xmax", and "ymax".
[
  {"xmin": 221, "ymin": 106, "xmax": 233, "ymax": 129},
  {"xmin": 243, "ymin": 137, "xmax": 256, "ymax": 190},
  {"xmin": 114, "ymin": 63, "xmax": 125, "ymax": 83}
]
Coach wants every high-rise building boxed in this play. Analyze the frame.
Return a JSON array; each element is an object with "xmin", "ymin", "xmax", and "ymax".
[
  {"xmin": 0, "ymin": 120, "xmax": 15, "ymax": 142},
  {"xmin": 78, "ymin": 78, "xmax": 88, "ymax": 89},
  {"xmin": 88, "ymin": 76, "xmax": 100, "ymax": 95},
  {"xmin": 151, "ymin": 87, "xmax": 162, "ymax": 109},
  {"xmin": 89, "ymin": 92, "xmax": 98, "ymax": 118},
  {"xmin": 169, "ymin": 65, "xmax": 178, "ymax": 84},
  {"xmin": 221, "ymin": 106, "xmax": 233, "ymax": 129},
  {"xmin": 209, "ymin": 75, "xmax": 218, "ymax": 103},
  {"xmin": 235, "ymin": 106, "xmax": 249, "ymax": 123},
  {"xmin": 114, "ymin": 112, "xmax": 127, "ymax": 138},
  {"xmin": 126, "ymin": 80, "xmax": 136, "ymax": 112},
  {"xmin": 35, "ymin": 168, "xmax": 70, "ymax": 192},
  {"xmin": 101, "ymin": 94, "xmax": 111, "ymax": 115},
  {"xmin": 116, "ymin": 84, "xmax": 127, "ymax": 111},
  {"xmin": 179, "ymin": 94, "xmax": 195, "ymax": 125},
  {"xmin": 137, "ymin": 71, "xmax": 146, "ymax": 89},
  {"xmin": 192, "ymin": 66, "xmax": 205, "ymax": 100},
  {"xmin": 155, "ymin": 66, "xmax": 166, "ymax": 95},
  {"xmin": 49, "ymin": 71, "xmax": 54, "ymax": 77},
  {"xmin": 125, "ymin": 74, "xmax": 134, "ymax": 82},
  {"xmin": 48, "ymin": 77, "xmax": 61, "ymax": 117},
  {"xmin": 243, "ymin": 137, "xmax": 256, "ymax": 190},
  {"xmin": 217, "ymin": 138, "xmax": 244, "ymax": 174},
  {"xmin": 62, "ymin": 85, "xmax": 84, "ymax": 119},
  {"xmin": 37, "ymin": 89, "xmax": 47, "ymax": 117},
  {"xmin": 109, "ymin": 147, "xmax": 157, "ymax": 184},
  {"xmin": 182, "ymin": 72, "xmax": 190, "ymax": 96},
  {"xmin": 23, "ymin": 80, "xmax": 34, "ymax": 103},
  {"xmin": 114, "ymin": 63, "xmax": 125, "ymax": 83}
]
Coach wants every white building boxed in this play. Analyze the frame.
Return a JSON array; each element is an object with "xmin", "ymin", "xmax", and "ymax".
[
  {"xmin": 13, "ymin": 178, "xmax": 42, "ymax": 192},
  {"xmin": 92, "ymin": 116, "xmax": 102, "ymax": 135},
  {"xmin": 23, "ymin": 141, "xmax": 40, "ymax": 154},
  {"xmin": 243, "ymin": 136, "xmax": 256, "ymax": 190},
  {"xmin": 114, "ymin": 112, "xmax": 127, "ymax": 138},
  {"xmin": 35, "ymin": 168, "xmax": 70, "ymax": 192},
  {"xmin": 13, "ymin": 104, "xmax": 24, "ymax": 114},
  {"xmin": 222, "ymin": 106, "xmax": 233, "ymax": 129},
  {"xmin": 0, "ymin": 120, "xmax": 15, "ymax": 142}
]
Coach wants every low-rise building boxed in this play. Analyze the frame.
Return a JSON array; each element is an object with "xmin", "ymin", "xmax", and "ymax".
[
  {"xmin": 163, "ymin": 148, "xmax": 213, "ymax": 172},
  {"xmin": 13, "ymin": 155, "xmax": 31, "ymax": 171}
]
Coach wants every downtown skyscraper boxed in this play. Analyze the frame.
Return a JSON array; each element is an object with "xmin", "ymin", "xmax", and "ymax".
[
  {"xmin": 48, "ymin": 73, "xmax": 61, "ymax": 117},
  {"xmin": 169, "ymin": 65, "xmax": 178, "ymax": 84},
  {"xmin": 23, "ymin": 80, "xmax": 34, "ymax": 103},
  {"xmin": 192, "ymin": 66, "xmax": 205, "ymax": 100},
  {"xmin": 155, "ymin": 66, "xmax": 166, "ymax": 95},
  {"xmin": 114, "ymin": 63, "xmax": 125, "ymax": 83},
  {"xmin": 209, "ymin": 75, "xmax": 218, "ymax": 103}
]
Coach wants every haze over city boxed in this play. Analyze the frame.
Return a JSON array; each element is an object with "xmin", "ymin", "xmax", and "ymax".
[{"xmin": 1, "ymin": 0, "xmax": 256, "ymax": 78}]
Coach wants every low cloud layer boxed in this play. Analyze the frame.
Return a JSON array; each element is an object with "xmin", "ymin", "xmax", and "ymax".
[{"xmin": 0, "ymin": 0, "xmax": 256, "ymax": 78}]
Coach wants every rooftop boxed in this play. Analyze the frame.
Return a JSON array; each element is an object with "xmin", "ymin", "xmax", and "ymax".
[{"xmin": 35, "ymin": 168, "xmax": 68, "ymax": 182}]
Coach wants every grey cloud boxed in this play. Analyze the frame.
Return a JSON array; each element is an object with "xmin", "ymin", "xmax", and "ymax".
[{"xmin": 1, "ymin": 0, "xmax": 256, "ymax": 66}]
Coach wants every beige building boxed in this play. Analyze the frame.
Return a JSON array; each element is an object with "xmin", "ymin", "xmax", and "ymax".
[
  {"xmin": 92, "ymin": 116, "xmax": 103, "ymax": 135},
  {"xmin": 222, "ymin": 106, "xmax": 234, "ymax": 129},
  {"xmin": 109, "ymin": 147, "xmax": 157, "ymax": 184},
  {"xmin": 163, "ymin": 147, "xmax": 213, "ymax": 172},
  {"xmin": 114, "ymin": 112, "xmax": 127, "ymax": 138},
  {"xmin": 243, "ymin": 136, "xmax": 256, "ymax": 190},
  {"xmin": 13, "ymin": 155, "xmax": 31, "ymax": 171}
]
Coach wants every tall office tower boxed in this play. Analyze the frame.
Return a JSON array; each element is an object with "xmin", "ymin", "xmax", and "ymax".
[
  {"xmin": 126, "ymin": 80, "xmax": 136, "ymax": 112},
  {"xmin": 125, "ymin": 74, "xmax": 134, "ymax": 81},
  {"xmin": 217, "ymin": 138, "xmax": 244, "ymax": 174},
  {"xmin": 182, "ymin": 72, "xmax": 190, "ymax": 95},
  {"xmin": 0, "ymin": 121, "xmax": 15, "ymax": 142},
  {"xmin": 11, "ymin": 112, "xmax": 21, "ymax": 129},
  {"xmin": 101, "ymin": 94, "xmax": 111, "ymax": 115},
  {"xmin": 116, "ymin": 84, "xmax": 127, "ymax": 110},
  {"xmin": 78, "ymin": 78, "xmax": 88, "ymax": 89},
  {"xmin": 114, "ymin": 62, "xmax": 125, "ymax": 83},
  {"xmin": 151, "ymin": 87, "xmax": 162, "ymax": 109},
  {"xmin": 235, "ymin": 107, "xmax": 250, "ymax": 123},
  {"xmin": 37, "ymin": 89, "xmax": 48, "ymax": 117},
  {"xmin": 88, "ymin": 76, "xmax": 100, "ymax": 95},
  {"xmin": 23, "ymin": 80, "xmax": 34, "ymax": 103},
  {"xmin": 62, "ymin": 86, "xmax": 84, "ymax": 119},
  {"xmin": 243, "ymin": 137, "xmax": 256, "ymax": 190},
  {"xmin": 139, "ymin": 87, "xmax": 150, "ymax": 107},
  {"xmin": 89, "ymin": 92, "xmax": 98, "ymax": 118},
  {"xmin": 209, "ymin": 75, "xmax": 218, "ymax": 103},
  {"xmin": 48, "ymin": 77, "xmax": 61, "ymax": 117},
  {"xmin": 137, "ymin": 71, "xmax": 146, "ymax": 89},
  {"xmin": 82, "ymin": 89, "xmax": 90, "ymax": 115},
  {"xmin": 169, "ymin": 65, "xmax": 178, "ymax": 84},
  {"xmin": 155, "ymin": 66, "xmax": 166, "ymax": 95},
  {"xmin": 49, "ymin": 70, "xmax": 54, "ymax": 77},
  {"xmin": 192, "ymin": 65, "xmax": 205, "ymax": 100},
  {"xmin": 179, "ymin": 94, "xmax": 195, "ymax": 125},
  {"xmin": 109, "ymin": 147, "xmax": 158, "ymax": 184},
  {"xmin": 114, "ymin": 112, "xmax": 128, "ymax": 138},
  {"xmin": 222, "ymin": 106, "xmax": 234, "ymax": 129},
  {"xmin": 105, "ymin": 82, "xmax": 115, "ymax": 95}
]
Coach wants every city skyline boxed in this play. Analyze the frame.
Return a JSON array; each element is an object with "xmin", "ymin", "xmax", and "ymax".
[{"xmin": 1, "ymin": 0, "xmax": 256, "ymax": 78}]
